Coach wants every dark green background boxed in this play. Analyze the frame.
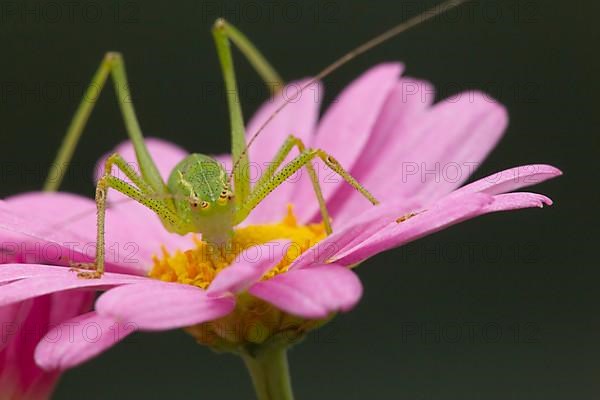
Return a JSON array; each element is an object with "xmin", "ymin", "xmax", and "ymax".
[{"xmin": 1, "ymin": 0, "xmax": 597, "ymax": 398}]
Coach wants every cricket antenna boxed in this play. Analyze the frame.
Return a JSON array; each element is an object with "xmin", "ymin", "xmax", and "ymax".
[{"xmin": 229, "ymin": 0, "xmax": 468, "ymax": 182}]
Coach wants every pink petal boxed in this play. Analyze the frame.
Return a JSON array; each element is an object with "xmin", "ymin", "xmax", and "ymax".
[
  {"xmin": 292, "ymin": 63, "xmax": 403, "ymax": 223},
  {"xmin": 481, "ymin": 192, "xmax": 553, "ymax": 212},
  {"xmin": 0, "ymin": 264, "xmax": 90, "ymax": 284},
  {"xmin": 207, "ymin": 241, "xmax": 289, "ymax": 295},
  {"xmin": 290, "ymin": 199, "xmax": 419, "ymax": 270},
  {"xmin": 0, "ymin": 194, "xmax": 96, "ymax": 256},
  {"xmin": 340, "ymin": 91, "xmax": 508, "ymax": 220},
  {"xmin": 0, "ymin": 301, "xmax": 33, "ymax": 354},
  {"xmin": 249, "ymin": 265, "xmax": 362, "ymax": 319},
  {"xmin": 0, "ymin": 302, "xmax": 27, "ymax": 352},
  {"xmin": 1, "ymin": 192, "xmax": 193, "ymax": 275},
  {"xmin": 48, "ymin": 290, "xmax": 95, "ymax": 328},
  {"xmin": 0, "ymin": 299, "xmax": 58, "ymax": 396},
  {"xmin": 0, "ymin": 268, "xmax": 145, "ymax": 307},
  {"xmin": 0, "ymin": 292, "xmax": 92, "ymax": 395},
  {"xmin": 452, "ymin": 164, "xmax": 562, "ymax": 196},
  {"xmin": 333, "ymin": 192, "xmax": 494, "ymax": 265},
  {"xmin": 95, "ymin": 282, "xmax": 235, "ymax": 330},
  {"xmin": 335, "ymin": 189, "xmax": 555, "ymax": 266},
  {"xmin": 330, "ymin": 77, "xmax": 435, "ymax": 222},
  {"xmin": 322, "ymin": 165, "xmax": 561, "ymax": 267},
  {"xmin": 243, "ymin": 80, "xmax": 322, "ymax": 224},
  {"xmin": 408, "ymin": 92, "xmax": 509, "ymax": 202},
  {"xmin": 34, "ymin": 312, "xmax": 134, "ymax": 370}
]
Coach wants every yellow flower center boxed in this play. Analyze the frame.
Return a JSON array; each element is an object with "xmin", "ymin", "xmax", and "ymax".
[
  {"xmin": 149, "ymin": 205, "xmax": 327, "ymax": 289},
  {"xmin": 148, "ymin": 205, "xmax": 328, "ymax": 351}
]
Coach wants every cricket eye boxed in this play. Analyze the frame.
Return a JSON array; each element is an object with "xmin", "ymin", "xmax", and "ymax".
[
  {"xmin": 188, "ymin": 195, "xmax": 200, "ymax": 208},
  {"xmin": 219, "ymin": 189, "xmax": 234, "ymax": 204}
]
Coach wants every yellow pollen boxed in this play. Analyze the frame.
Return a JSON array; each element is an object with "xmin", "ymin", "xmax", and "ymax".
[{"xmin": 149, "ymin": 205, "xmax": 326, "ymax": 289}]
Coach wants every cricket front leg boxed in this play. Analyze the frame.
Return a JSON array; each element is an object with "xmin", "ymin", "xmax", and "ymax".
[
  {"xmin": 234, "ymin": 148, "xmax": 379, "ymax": 226},
  {"xmin": 70, "ymin": 178, "xmax": 111, "ymax": 279},
  {"xmin": 250, "ymin": 135, "xmax": 333, "ymax": 234},
  {"xmin": 71, "ymin": 162, "xmax": 184, "ymax": 279}
]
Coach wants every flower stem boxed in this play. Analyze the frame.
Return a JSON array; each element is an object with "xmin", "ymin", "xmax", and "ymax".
[{"xmin": 242, "ymin": 346, "xmax": 295, "ymax": 400}]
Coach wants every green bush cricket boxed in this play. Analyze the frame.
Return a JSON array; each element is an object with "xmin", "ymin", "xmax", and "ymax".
[{"xmin": 43, "ymin": 0, "xmax": 466, "ymax": 278}]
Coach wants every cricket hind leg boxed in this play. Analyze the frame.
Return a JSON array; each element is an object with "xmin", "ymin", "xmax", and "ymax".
[
  {"xmin": 44, "ymin": 52, "xmax": 166, "ymax": 197},
  {"xmin": 234, "ymin": 145, "xmax": 379, "ymax": 228},
  {"xmin": 213, "ymin": 18, "xmax": 283, "ymax": 95},
  {"xmin": 211, "ymin": 19, "xmax": 284, "ymax": 208},
  {"xmin": 72, "ymin": 153, "xmax": 184, "ymax": 279}
]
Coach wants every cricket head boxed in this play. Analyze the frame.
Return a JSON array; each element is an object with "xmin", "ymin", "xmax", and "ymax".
[{"xmin": 167, "ymin": 154, "xmax": 235, "ymax": 246}]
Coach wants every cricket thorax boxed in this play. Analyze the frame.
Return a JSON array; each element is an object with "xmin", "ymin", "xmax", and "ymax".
[{"xmin": 167, "ymin": 154, "xmax": 235, "ymax": 244}]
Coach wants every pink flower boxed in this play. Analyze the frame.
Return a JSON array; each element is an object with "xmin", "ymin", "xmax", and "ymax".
[
  {"xmin": 0, "ymin": 249, "xmax": 93, "ymax": 399},
  {"xmin": 0, "ymin": 63, "xmax": 561, "ymax": 371}
]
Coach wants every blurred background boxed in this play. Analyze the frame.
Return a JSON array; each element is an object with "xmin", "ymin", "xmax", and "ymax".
[{"xmin": 0, "ymin": 0, "xmax": 597, "ymax": 398}]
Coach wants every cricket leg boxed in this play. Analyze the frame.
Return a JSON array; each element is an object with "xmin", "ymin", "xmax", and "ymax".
[
  {"xmin": 212, "ymin": 21, "xmax": 252, "ymax": 206},
  {"xmin": 213, "ymin": 18, "xmax": 283, "ymax": 94},
  {"xmin": 212, "ymin": 19, "xmax": 287, "ymax": 207},
  {"xmin": 44, "ymin": 52, "xmax": 167, "ymax": 202},
  {"xmin": 234, "ymin": 148, "xmax": 379, "ymax": 226},
  {"xmin": 72, "ymin": 160, "xmax": 185, "ymax": 279},
  {"xmin": 250, "ymin": 135, "xmax": 333, "ymax": 234},
  {"xmin": 103, "ymin": 153, "xmax": 155, "ymax": 195},
  {"xmin": 314, "ymin": 149, "xmax": 379, "ymax": 205}
]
